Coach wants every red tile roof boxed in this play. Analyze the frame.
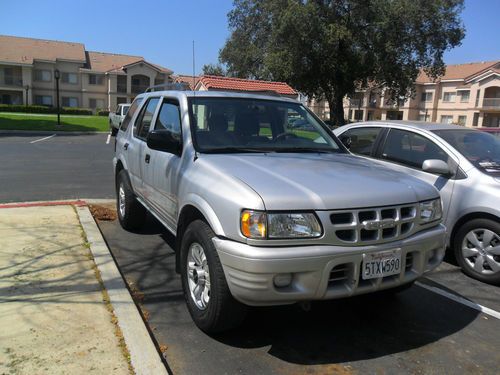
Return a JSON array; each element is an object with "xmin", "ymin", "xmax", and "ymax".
[
  {"xmin": 416, "ymin": 61, "xmax": 500, "ymax": 83},
  {"xmin": 173, "ymin": 75, "xmax": 202, "ymax": 90},
  {"xmin": 197, "ymin": 75, "xmax": 297, "ymax": 95}
]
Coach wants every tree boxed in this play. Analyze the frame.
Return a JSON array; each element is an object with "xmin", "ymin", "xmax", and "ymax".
[
  {"xmin": 202, "ymin": 63, "xmax": 227, "ymax": 76},
  {"xmin": 220, "ymin": 0, "xmax": 465, "ymax": 125}
]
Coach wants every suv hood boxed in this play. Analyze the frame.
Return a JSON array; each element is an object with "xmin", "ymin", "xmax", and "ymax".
[{"xmin": 200, "ymin": 153, "xmax": 439, "ymax": 210}]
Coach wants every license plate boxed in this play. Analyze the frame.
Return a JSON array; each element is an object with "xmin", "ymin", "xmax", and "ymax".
[{"xmin": 362, "ymin": 249, "xmax": 402, "ymax": 280}]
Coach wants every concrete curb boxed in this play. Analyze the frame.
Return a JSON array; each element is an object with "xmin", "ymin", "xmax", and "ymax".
[
  {"xmin": 0, "ymin": 130, "xmax": 108, "ymax": 135},
  {"xmin": 0, "ymin": 198, "xmax": 115, "ymax": 207},
  {"xmin": 77, "ymin": 206, "xmax": 168, "ymax": 375}
]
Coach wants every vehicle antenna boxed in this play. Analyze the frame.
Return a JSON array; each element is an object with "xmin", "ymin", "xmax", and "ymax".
[{"xmin": 192, "ymin": 40, "xmax": 198, "ymax": 162}]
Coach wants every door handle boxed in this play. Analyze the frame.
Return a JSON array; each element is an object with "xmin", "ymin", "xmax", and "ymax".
[
  {"xmin": 145, "ymin": 154, "xmax": 150, "ymax": 164},
  {"xmin": 123, "ymin": 142, "xmax": 129, "ymax": 150}
]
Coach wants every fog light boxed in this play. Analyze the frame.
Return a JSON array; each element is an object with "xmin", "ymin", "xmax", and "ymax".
[{"xmin": 273, "ymin": 273, "xmax": 292, "ymax": 288}]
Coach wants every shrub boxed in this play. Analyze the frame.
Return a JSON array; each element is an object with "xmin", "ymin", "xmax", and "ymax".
[
  {"xmin": 97, "ymin": 109, "xmax": 110, "ymax": 116},
  {"xmin": 0, "ymin": 104, "xmax": 92, "ymax": 116}
]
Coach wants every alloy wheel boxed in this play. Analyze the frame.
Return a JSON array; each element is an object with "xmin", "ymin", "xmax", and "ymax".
[{"xmin": 187, "ymin": 242, "xmax": 211, "ymax": 310}]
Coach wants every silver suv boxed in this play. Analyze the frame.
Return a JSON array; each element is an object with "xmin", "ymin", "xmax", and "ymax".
[
  {"xmin": 335, "ymin": 121, "xmax": 500, "ymax": 285},
  {"xmin": 113, "ymin": 91, "xmax": 446, "ymax": 332}
]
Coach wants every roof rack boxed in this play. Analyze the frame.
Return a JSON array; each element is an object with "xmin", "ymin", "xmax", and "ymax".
[{"xmin": 145, "ymin": 82, "xmax": 191, "ymax": 92}]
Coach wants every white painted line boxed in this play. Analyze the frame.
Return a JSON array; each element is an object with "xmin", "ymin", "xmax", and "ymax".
[
  {"xmin": 106, "ymin": 133, "xmax": 111, "ymax": 144},
  {"xmin": 30, "ymin": 134, "xmax": 56, "ymax": 144},
  {"xmin": 416, "ymin": 281, "xmax": 500, "ymax": 320},
  {"xmin": 77, "ymin": 206, "xmax": 167, "ymax": 375}
]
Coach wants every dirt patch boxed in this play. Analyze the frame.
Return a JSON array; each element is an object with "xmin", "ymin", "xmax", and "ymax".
[{"xmin": 89, "ymin": 204, "xmax": 117, "ymax": 222}]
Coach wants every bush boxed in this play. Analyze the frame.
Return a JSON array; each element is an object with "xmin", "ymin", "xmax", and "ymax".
[
  {"xmin": 0, "ymin": 104, "xmax": 92, "ymax": 116},
  {"xmin": 97, "ymin": 109, "xmax": 110, "ymax": 116}
]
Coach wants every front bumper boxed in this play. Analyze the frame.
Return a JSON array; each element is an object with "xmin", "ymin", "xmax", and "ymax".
[{"xmin": 214, "ymin": 224, "xmax": 446, "ymax": 306}]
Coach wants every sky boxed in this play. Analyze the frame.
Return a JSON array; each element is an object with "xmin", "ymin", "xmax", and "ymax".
[{"xmin": 0, "ymin": 0, "xmax": 498, "ymax": 75}]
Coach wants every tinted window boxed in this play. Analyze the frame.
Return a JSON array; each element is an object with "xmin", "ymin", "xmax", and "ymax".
[
  {"xmin": 381, "ymin": 129, "xmax": 448, "ymax": 169},
  {"xmin": 155, "ymin": 100, "xmax": 182, "ymax": 142},
  {"xmin": 135, "ymin": 98, "xmax": 160, "ymax": 140},
  {"xmin": 342, "ymin": 127, "xmax": 382, "ymax": 156},
  {"xmin": 120, "ymin": 98, "xmax": 143, "ymax": 132}
]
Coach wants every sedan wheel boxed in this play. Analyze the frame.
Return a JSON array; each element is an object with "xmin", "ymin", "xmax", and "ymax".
[{"xmin": 461, "ymin": 228, "xmax": 500, "ymax": 275}]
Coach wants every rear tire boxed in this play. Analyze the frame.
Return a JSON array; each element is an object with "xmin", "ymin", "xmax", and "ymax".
[
  {"xmin": 180, "ymin": 220, "xmax": 247, "ymax": 333},
  {"xmin": 454, "ymin": 218, "xmax": 500, "ymax": 285},
  {"xmin": 116, "ymin": 170, "xmax": 146, "ymax": 231}
]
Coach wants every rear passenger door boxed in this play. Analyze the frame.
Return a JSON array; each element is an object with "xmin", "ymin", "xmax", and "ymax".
[
  {"xmin": 142, "ymin": 98, "xmax": 183, "ymax": 229},
  {"xmin": 375, "ymin": 128, "xmax": 456, "ymax": 219}
]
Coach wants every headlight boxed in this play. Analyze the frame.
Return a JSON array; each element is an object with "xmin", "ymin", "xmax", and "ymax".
[
  {"xmin": 268, "ymin": 213, "xmax": 322, "ymax": 238},
  {"xmin": 419, "ymin": 199, "xmax": 442, "ymax": 223},
  {"xmin": 240, "ymin": 210, "xmax": 322, "ymax": 239}
]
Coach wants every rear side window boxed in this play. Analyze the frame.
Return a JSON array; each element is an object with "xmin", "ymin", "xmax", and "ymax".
[
  {"xmin": 134, "ymin": 98, "xmax": 160, "ymax": 140},
  {"xmin": 381, "ymin": 129, "xmax": 448, "ymax": 169},
  {"xmin": 120, "ymin": 99, "xmax": 142, "ymax": 132},
  {"xmin": 343, "ymin": 127, "xmax": 382, "ymax": 156}
]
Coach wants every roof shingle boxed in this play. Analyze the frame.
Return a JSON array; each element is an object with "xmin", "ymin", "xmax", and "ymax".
[
  {"xmin": 198, "ymin": 75, "xmax": 297, "ymax": 95},
  {"xmin": 416, "ymin": 61, "xmax": 500, "ymax": 83},
  {"xmin": 0, "ymin": 34, "xmax": 86, "ymax": 64}
]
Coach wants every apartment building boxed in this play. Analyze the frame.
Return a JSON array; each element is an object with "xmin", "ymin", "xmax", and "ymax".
[
  {"xmin": 310, "ymin": 60, "xmax": 500, "ymax": 128},
  {"xmin": 0, "ymin": 35, "xmax": 172, "ymax": 111}
]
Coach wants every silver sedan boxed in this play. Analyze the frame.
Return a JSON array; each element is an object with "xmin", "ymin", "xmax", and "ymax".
[{"xmin": 335, "ymin": 121, "xmax": 500, "ymax": 285}]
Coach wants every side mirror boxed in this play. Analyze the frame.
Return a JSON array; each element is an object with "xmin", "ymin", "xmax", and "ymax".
[
  {"xmin": 422, "ymin": 159, "xmax": 451, "ymax": 175},
  {"xmin": 147, "ymin": 129, "xmax": 182, "ymax": 155},
  {"xmin": 339, "ymin": 135, "xmax": 352, "ymax": 149}
]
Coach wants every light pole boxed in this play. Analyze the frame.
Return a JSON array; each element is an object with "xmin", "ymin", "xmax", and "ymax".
[
  {"xmin": 24, "ymin": 85, "xmax": 29, "ymax": 108},
  {"xmin": 54, "ymin": 69, "xmax": 61, "ymax": 126}
]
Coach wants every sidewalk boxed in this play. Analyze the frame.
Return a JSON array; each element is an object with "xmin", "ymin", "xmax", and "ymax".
[{"xmin": 0, "ymin": 205, "xmax": 131, "ymax": 374}]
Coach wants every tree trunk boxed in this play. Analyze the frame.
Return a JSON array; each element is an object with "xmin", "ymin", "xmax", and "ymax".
[{"xmin": 327, "ymin": 94, "xmax": 345, "ymax": 127}]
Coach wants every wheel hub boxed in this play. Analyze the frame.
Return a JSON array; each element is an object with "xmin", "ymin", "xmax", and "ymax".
[
  {"xmin": 187, "ymin": 243, "xmax": 210, "ymax": 310},
  {"xmin": 462, "ymin": 228, "xmax": 500, "ymax": 275}
]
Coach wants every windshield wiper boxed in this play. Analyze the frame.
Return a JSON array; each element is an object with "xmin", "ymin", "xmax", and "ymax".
[
  {"xmin": 274, "ymin": 147, "xmax": 337, "ymax": 154},
  {"xmin": 202, "ymin": 147, "xmax": 274, "ymax": 154}
]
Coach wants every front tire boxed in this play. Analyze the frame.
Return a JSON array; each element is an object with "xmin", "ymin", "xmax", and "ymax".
[
  {"xmin": 180, "ymin": 220, "xmax": 247, "ymax": 333},
  {"xmin": 116, "ymin": 170, "xmax": 146, "ymax": 231},
  {"xmin": 454, "ymin": 218, "xmax": 500, "ymax": 285}
]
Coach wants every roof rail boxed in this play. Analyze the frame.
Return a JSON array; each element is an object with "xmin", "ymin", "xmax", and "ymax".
[{"xmin": 145, "ymin": 82, "xmax": 191, "ymax": 92}]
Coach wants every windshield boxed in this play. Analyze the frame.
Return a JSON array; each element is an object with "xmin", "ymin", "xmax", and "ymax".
[
  {"xmin": 433, "ymin": 129, "xmax": 500, "ymax": 175},
  {"xmin": 188, "ymin": 97, "xmax": 343, "ymax": 153}
]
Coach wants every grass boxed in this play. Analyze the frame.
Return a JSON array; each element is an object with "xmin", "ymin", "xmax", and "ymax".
[
  {"xmin": 0, "ymin": 112, "xmax": 108, "ymax": 132},
  {"xmin": 259, "ymin": 127, "xmax": 319, "ymax": 141}
]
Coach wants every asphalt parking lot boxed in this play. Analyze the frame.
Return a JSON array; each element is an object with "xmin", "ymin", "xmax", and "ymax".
[
  {"xmin": 2, "ymin": 133, "xmax": 499, "ymax": 374},
  {"xmin": 0, "ymin": 133, "xmax": 114, "ymax": 203},
  {"xmin": 98, "ymin": 214, "xmax": 500, "ymax": 375}
]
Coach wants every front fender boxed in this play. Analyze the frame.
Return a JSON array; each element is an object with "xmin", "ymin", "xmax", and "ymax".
[{"xmin": 180, "ymin": 193, "xmax": 225, "ymax": 237}]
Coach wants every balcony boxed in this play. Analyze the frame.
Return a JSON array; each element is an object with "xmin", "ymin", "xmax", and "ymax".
[{"xmin": 482, "ymin": 98, "xmax": 500, "ymax": 109}]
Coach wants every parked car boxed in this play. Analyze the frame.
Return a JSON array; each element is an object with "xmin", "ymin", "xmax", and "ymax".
[
  {"xmin": 334, "ymin": 121, "xmax": 500, "ymax": 285},
  {"xmin": 109, "ymin": 103, "xmax": 131, "ymax": 135},
  {"xmin": 113, "ymin": 92, "xmax": 445, "ymax": 332},
  {"xmin": 478, "ymin": 127, "xmax": 500, "ymax": 139}
]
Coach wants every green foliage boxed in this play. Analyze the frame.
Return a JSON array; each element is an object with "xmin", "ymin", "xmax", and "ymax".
[
  {"xmin": 97, "ymin": 109, "xmax": 110, "ymax": 116},
  {"xmin": 202, "ymin": 63, "xmax": 227, "ymax": 76},
  {"xmin": 220, "ymin": 0, "xmax": 465, "ymax": 125},
  {"xmin": 0, "ymin": 104, "xmax": 93, "ymax": 115}
]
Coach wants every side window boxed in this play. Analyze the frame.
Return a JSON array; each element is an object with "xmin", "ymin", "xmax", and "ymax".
[
  {"xmin": 381, "ymin": 129, "xmax": 448, "ymax": 169},
  {"xmin": 343, "ymin": 127, "xmax": 382, "ymax": 156},
  {"xmin": 134, "ymin": 98, "xmax": 160, "ymax": 140},
  {"xmin": 154, "ymin": 99, "xmax": 182, "ymax": 141},
  {"xmin": 120, "ymin": 98, "xmax": 143, "ymax": 132}
]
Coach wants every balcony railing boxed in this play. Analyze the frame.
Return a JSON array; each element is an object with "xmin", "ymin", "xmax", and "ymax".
[
  {"xmin": 1, "ymin": 77, "xmax": 23, "ymax": 87},
  {"xmin": 482, "ymin": 98, "xmax": 500, "ymax": 109},
  {"xmin": 349, "ymin": 99, "xmax": 363, "ymax": 107}
]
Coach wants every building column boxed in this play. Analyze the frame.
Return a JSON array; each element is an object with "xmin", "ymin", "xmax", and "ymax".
[
  {"xmin": 126, "ymin": 74, "xmax": 132, "ymax": 96},
  {"xmin": 478, "ymin": 112, "xmax": 485, "ymax": 127}
]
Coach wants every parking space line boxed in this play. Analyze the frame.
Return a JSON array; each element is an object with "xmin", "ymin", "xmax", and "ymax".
[
  {"xmin": 30, "ymin": 134, "xmax": 56, "ymax": 144},
  {"xmin": 416, "ymin": 281, "xmax": 500, "ymax": 320}
]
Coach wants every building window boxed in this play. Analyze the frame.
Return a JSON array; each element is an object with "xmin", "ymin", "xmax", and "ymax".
[
  {"xmin": 34, "ymin": 69, "xmax": 52, "ymax": 82},
  {"xmin": 354, "ymin": 110, "xmax": 363, "ymax": 121},
  {"xmin": 459, "ymin": 90, "xmax": 470, "ymax": 103},
  {"xmin": 348, "ymin": 109, "xmax": 353, "ymax": 120},
  {"xmin": 440, "ymin": 115, "xmax": 453, "ymax": 124},
  {"xmin": 117, "ymin": 75, "xmax": 127, "ymax": 93},
  {"xmin": 61, "ymin": 72, "xmax": 78, "ymax": 84},
  {"xmin": 442, "ymin": 92, "xmax": 456, "ymax": 102},
  {"xmin": 475, "ymin": 89, "xmax": 480, "ymax": 107},
  {"xmin": 89, "ymin": 98, "xmax": 105, "ymax": 109},
  {"xmin": 88, "ymin": 74, "xmax": 104, "ymax": 85},
  {"xmin": 457, "ymin": 115, "xmax": 467, "ymax": 126},
  {"xmin": 62, "ymin": 97, "xmax": 78, "ymax": 107},
  {"xmin": 35, "ymin": 95, "xmax": 53, "ymax": 106},
  {"xmin": 117, "ymin": 97, "xmax": 127, "ymax": 105},
  {"xmin": 418, "ymin": 114, "xmax": 430, "ymax": 122},
  {"xmin": 3, "ymin": 68, "xmax": 22, "ymax": 86},
  {"xmin": 421, "ymin": 92, "xmax": 433, "ymax": 102}
]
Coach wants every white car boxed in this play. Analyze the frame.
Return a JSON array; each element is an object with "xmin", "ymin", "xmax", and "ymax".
[{"xmin": 109, "ymin": 104, "xmax": 131, "ymax": 135}]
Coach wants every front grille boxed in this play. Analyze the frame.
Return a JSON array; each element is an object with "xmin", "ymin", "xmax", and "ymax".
[{"xmin": 328, "ymin": 204, "xmax": 418, "ymax": 245}]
